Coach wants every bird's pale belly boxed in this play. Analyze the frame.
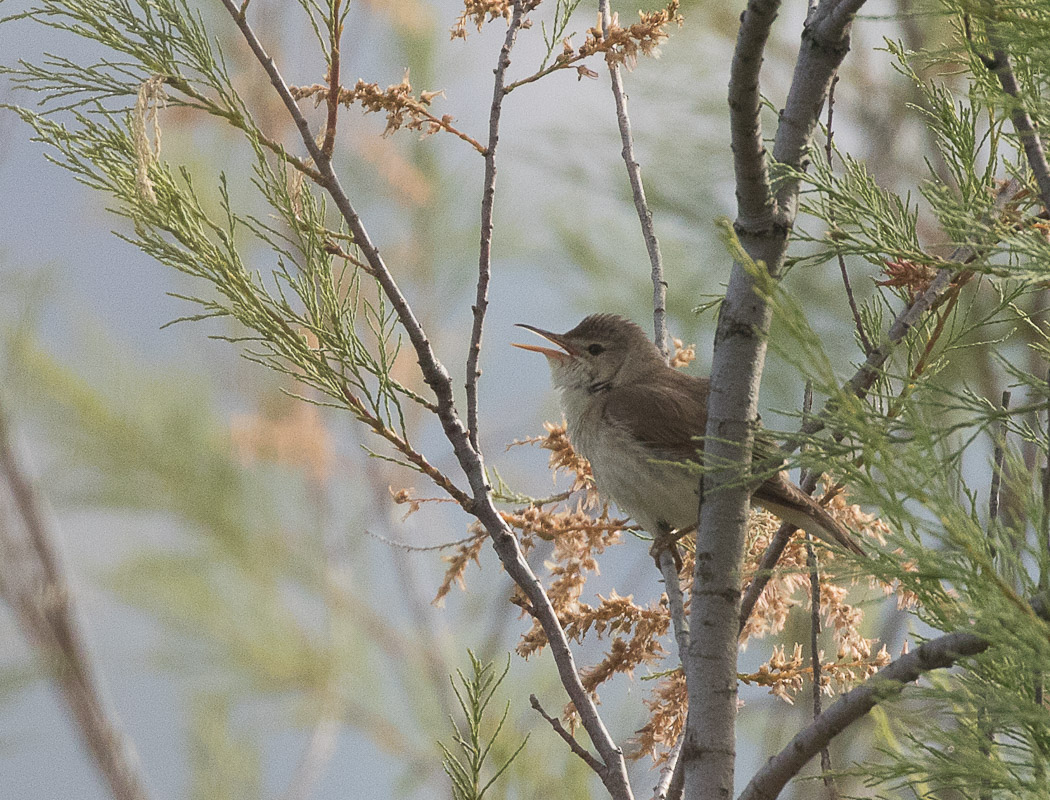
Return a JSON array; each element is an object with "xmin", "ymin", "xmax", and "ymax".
[{"xmin": 567, "ymin": 413, "xmax": 699, "ymax": 536}]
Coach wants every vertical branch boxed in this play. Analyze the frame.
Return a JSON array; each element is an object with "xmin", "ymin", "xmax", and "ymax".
[
  {"xmin": 801, "ymin": 383, "xmax": 836, "ymax": 794},
  {"xmin": 465, "ymin": 0, "xmax": 524, "ymax": 453},
  {"xmin": 686, "ymin": 1, "xmax": 868, "ymax": 796},
  {"xmin": 824, "ymin": 75, "xmax": 872, "ymax": 355},
  {"xmin": 320, "ymin": 0, "xmax": 342, "ymax": 159},
  {"xmin": 979, "ymin": 389, "xmax": 1009, "ymax": 800},
  {"xmin": 0, "ymin": 399, "xmax": 152, "ymax": 800},
  {"xmin": 1041, "ymin": 367, "xmax": 1050, "ymax": 585},
  {"xmin": 597, "ymin": 0, "xmax": 668, "ymax": 360}
]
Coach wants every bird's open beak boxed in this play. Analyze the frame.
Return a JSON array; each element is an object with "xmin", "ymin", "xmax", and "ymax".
[{"xmin": 512, "ymin": 324, "xmax": 575, "ymax": 361}]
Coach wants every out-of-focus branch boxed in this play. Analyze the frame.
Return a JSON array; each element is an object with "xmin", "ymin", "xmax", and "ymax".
[
  {"xmin": 984, "ymin": 17, "xmax": 1050, "ymax": 212},
  {"xmin": 466, "ymin": 0, "xmax": 525, "ymax": 452},
  {"xmin": 0, "ymin": 399, "xmax": 152, "ymax": 800},
  {"xmin": 738, "ymin": 632, "xmax": 989, "ymax": 800},
  {"xmin": 279, "ymin": 711, "xmax": 341, "ymax": 800},
  {"xmin": 218, "ymin": 6, "xmax": 634, "ymax": 798},
  {"xmin": 597, "ymin": 0, "xmax": 668, "ymax": 359}
]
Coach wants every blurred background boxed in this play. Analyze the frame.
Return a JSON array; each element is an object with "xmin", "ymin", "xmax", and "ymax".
[{"xmin": 0, "ymin": 0, "xmax": 961, "ymax": 797}]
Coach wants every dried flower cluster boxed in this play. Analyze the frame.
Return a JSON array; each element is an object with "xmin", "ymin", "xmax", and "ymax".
[
  {"xmin": 739, "ymin": 642, "xmax": 891, "ymax": 703},
  {"xmin": 514, "ymin": 505, "xmax": 629, "ymax": 659},
  {"xmin": 669, "ymin": 337, "xmax": 696, "ymax": 369},
  {"xmin": 433, "ymin": 526, "xmax": 488, "ymax": 606},
  {"xmin": 510, "ymin": 421, "xmax": 600, "ymax": 507},
  {"xmin": 450, "ymin": 0, "xmax": 515, "ymax": 38},
  {"xmin": 877, "ymin": 257, "xmax": 940, "ymax": 297},
  {"xmin": 633, "ymin": 668, "xmax": 686, "ymax": 763},
  {"xmin": 290, "ymin": 74, "xmax": 484, "ymax": 153},
  {"xmin": 580, "ymin": 0, "xmax": 683, "ymax": 68}
]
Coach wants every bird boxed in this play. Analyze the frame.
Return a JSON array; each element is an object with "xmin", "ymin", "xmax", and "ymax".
[{"xmin": 513, "ymin": 313, "xmax": 864, "ymax": 557}]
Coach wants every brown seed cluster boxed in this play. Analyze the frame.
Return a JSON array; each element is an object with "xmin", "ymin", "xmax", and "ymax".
[
  {"xmin": 877, "ymin": 257, "xmax": 940, "ymax": 297},
  {"xmin": 291, "ymin": 74, "xmax": 484, "ymax": 153},
  {"xmin": 581, "ymin": 1, "xmax": 683, "ymax": 68},
  {"xmin": 669, "ymin": 337, "xmax": 696, "ymax": 369}
]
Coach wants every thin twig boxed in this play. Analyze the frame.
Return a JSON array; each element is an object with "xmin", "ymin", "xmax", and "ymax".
[
  {"xmin": 824, "ymin": 75, "xmax": 872, "ymax": 355},
  {"xmin": 1043, "ymin": 366, "xmax": 1050, "ymax": 584},
  {"xmin": 366, "ymin": 529, "xmax": 484, "ymax": 552},
  {"xmin": 0, "ymin": 399, "xmax": 152, "ymax": 800},
  {"xmin": 800, "ymin": 384, "xmax": 836, "ymax": 794},
  {"xmin": 530, "ymin": 694, "xmax": 605, "ymax": 774},
  {"xmin": 340, "ymin": 385, "xmax": 473, "ymax": 510},
  {"xmin": 220, "ymin": 7, "xmax": 634, "ymax": 797},
  {"xmin": 658, "ymin": 548, "xmax": 689, "ymax": 664},
  {"xmin": 321, "ymin": 0, "xmax": 342, "ymax": 158},
  {"xmin": 597, "ymin": 0, "xmax": 667, "ymax": 359},
  {"xmin": 806, "ymin": 538, "xmax": 838, "ymax": 796},
  {"xmin": 990, "ymin": 390, "xmax": 1011, "ymax": 528},
  {"xmin": 738, "ymin": 632, "xmax": 990, "ymax": 800},
  {"xmin": 650, "ymin": 734, "xmax": 684, "ymax": 800},
  {"xmin": 466, "ymin": 0, "xmax": 525, "ymax": 453}
]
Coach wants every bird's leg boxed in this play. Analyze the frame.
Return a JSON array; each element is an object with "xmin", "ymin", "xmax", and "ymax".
[{"xmin": 650, "ymin": 521, "xmax": 691, "ymax": 573}]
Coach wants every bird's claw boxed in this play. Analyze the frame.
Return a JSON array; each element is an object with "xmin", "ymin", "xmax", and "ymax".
[{"xmin": 650, "ymin": 525, "xmax": 685, "ymax": 573}]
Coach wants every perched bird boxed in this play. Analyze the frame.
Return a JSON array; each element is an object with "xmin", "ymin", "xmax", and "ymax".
[{"xmin": 513, "ymin": 313, "xmax": 863, "ymax": 556}]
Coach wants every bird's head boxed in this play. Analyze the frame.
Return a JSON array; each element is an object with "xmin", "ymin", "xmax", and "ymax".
[{"xmin": 513, "ymin": 314, "xmax": 664, "ymax": 393}]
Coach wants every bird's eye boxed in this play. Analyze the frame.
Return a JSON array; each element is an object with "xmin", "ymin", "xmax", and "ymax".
[{"xmin": 587, "ymin": 343, "xmax": 605, "ymax": 356}]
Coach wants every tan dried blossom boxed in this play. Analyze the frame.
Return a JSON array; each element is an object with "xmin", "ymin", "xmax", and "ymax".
[
  {"xmin": 230, "ymin": 401, "xmax": 335, "ymax": 482},
  {"xmin": 516, "ymin": 510, "xmax": 629, "ymax": 658},
  {"xmin": 509, "ymin": 420, "xmax": 600, "ymax": 508},
  {"xmin": 742, "ymin": 643, "xmax": 892, "ymax": 703},
  {"xmin": 502, "ymin": 504, "xmax": 630, "ymax": 552},
  {"xmin": 450, "ymin": 0, "xmax": 511, "ymax": 38},
  {"xmin": 390, "ymin": 487, "xmax": 458, "ymax": 521},
  {"xmin": 877, "ymin": 258, "xmax": 939, "ymax": 297},
  {"xmin": 632, "ymin": 669, "xmax": 686, "ymax": 762},
  {"xmin": 433, "ymin": 525, "xmax": 488, "ymax": 606},
  {"xmin": 290, "ymin": 73, "xmax": 484, "ymax": 154},
  {"xmin": 580, "ymin": 0, "xmax": 683, "ymax": 70},
  {"xmin": 669, "ymin": 337, "xmax": 696, "ymax": 369},
  {"xmin": 132, "ymin": 75, "xmax": 166, "ymax": 203}
]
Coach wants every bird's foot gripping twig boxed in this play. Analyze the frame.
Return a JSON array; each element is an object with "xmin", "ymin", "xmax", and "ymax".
[{"xmin": 650, "ymin": 523, "xmax": 694, "ymax": 573}]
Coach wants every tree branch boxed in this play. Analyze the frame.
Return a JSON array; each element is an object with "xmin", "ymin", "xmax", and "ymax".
[
  {"xmin": 737, "ymin": 632, "xmax": 989, "ymax": 800},
  {"xmin": 0, "ymin": 399, "xmax": 152, "ymax": 800},
  {"xmin": 985, "ymin": 16, "xmax": 1050, "ymax": 212},
  {"xmin": 530, "ymin": 693, "xmax": 606, "ymax": 774},
  {"xmin": 320, "ymin": 0, "xmax": 342, "ymax": 159},
  {"xmin": 791, "ymin": 178, "xmax": 1021, "ymax": 448},
  {"xmin": 597, "ymin": 0, "xmax": 668, "ymax": 359},
  {"xmin": 685, "ymin": 1, "xmax": 867, "ymax": 795},
  {"xmin": 466, "ymin": 0, "xmax": 524, "ymax": 453},
  {"xmin": 727, "ymin": 0, "xmax": 779, "ymax": 231},
  {"xmin": 217, "ymin": 6, "xmax": 634, "ymax": 798}
]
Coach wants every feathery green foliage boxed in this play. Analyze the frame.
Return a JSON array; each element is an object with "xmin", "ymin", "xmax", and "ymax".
[{"xmin": 440, "ymin": 653, "xmax": 528, "ymax": 800}]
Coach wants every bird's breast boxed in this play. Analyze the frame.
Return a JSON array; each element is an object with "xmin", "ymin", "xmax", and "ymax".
[{"xmin": 561, "ymin": 396, "xmax": 699, "ymax": 535}]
